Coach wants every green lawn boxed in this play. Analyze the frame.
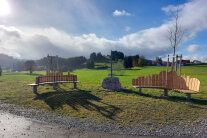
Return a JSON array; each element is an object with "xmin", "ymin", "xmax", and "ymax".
[{"xmin": 0, "ymin": 65, "xmax": 206, "ymax": 126}]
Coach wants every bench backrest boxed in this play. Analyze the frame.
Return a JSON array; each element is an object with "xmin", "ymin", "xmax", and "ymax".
[
  {"xmin": 132, "ymin": 71, "xmax": 200, "ymax": 92},
  {"xmin": 36, "ymin": 72, "xmax": 77, "ymax": 84}
]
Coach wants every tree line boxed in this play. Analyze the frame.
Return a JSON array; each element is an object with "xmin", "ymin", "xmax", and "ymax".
[{"xmin": 0, "ymin": 51, "xmax": 150, "ymax": 74}]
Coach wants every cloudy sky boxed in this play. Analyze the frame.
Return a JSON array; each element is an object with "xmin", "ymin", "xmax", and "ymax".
[{"xmin": 0, "ymin": 0, "xmax": 207, "ymax": 61}]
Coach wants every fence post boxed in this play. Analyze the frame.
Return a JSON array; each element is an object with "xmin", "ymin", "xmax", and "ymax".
[
  {"xmin": 179, "ymin": 54, "xmax": 182, "ymax": 76},
  {"xmin": 139, "ymin": 88, "xmax": 142, "ymax": 95},
  {"xmin": 186, "ymin": 93, "xmax": 191, "ymax": 102},
  {"xmin": 171, "ymin": 56, "xmax": 175, "ymax": 71},
  {"xmin": 74, "ymin": 82, "xmax": 77, "ymax": 89},
  {"xmin": 175, "ymin": 54, "xmax": 178, "ymax": 72},
  {"xmin": 53, "ymin": 83, "xmax": 57, "ymax": 90},
  {"xmin": 164, "ymin": 89, "xmax": 168, "ymax": 96},
  {"xmin": 33, "ymin": 85, "xmax": 38, "ymax": 94}
]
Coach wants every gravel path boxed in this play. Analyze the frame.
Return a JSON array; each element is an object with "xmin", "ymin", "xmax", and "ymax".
[{"xmin": 0, "ymin": 101, "xmax": 207, "ymax": 138}]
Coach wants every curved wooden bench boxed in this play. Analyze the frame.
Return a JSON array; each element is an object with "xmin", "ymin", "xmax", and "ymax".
[
  {"xmin": 132, "ymin": 71, "xmax": 200, "ymax": 101},
  {"xmin": 28, "ymin": 72, "xmax": 79, "ymax": 94}
]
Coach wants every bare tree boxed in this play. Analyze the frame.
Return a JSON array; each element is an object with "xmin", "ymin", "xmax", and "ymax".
[
  {"xmin": 168, "ymin": 0, "xmax": 185, "ymax": 56},
  {"xmin": 167, "ymin": 0, "xmax": 185, "ymax": 71},
  {"xmin": 24, "ymin": 60, "xmax": 37, "ymax": 75}
]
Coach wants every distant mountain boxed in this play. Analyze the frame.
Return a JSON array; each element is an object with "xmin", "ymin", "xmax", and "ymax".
[{"xmin": 0, "ymin": 54, "xmax": 25, "ymax": 70}]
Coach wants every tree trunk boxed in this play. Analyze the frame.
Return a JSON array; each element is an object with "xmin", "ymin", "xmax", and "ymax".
[{"xmin": 30, "ymin": 70, "xmax": 32, "ymax": 75}]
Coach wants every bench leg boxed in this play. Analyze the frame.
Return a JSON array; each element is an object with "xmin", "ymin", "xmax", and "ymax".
[
  {"xmin": 186, "ymin": 93, "xmax": 191, "ymax": 102},
  {"xmin": 74, "ymin": 83, "xmax": 77, "ymax": 89},
  {"xmin": 33, "ymin": 85, "xmax": 38, "ymax": 95},
  {"xmin": 164, "ymin": 89, "xmax": 168, "ymax": 96},
  {"xmin": 139, "ymin": 88, "xmax": 142, "ymax": 95},
  {"xmin": 53, "ymin": 83, "xmax": 58, "ymax": 90}
]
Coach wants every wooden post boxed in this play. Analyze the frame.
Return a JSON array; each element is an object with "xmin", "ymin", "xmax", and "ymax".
[
  {"xmin": 53, "ymin": 83, "xmax": 57, "ymax": 90},
  {"xmin": 33, "ymin": 85, "xmax": 38, "ymax": 95},
  {"xmin": 186, "ymin": 93, "xmax": 191, "ymax": 102},
  {"xmin": 179, "ymin": 54, "xmax": 182, "ymax": 76},
  {"xmin": 167, "ymin": 55, "xmax": 169, "ymax": 72},
  {"xmin": 74, "ymin": 82, "xmax": 77, "ymax": 89},
  {"xmin": 171, "ymin": 56, "xmax": 175, "ymax": 71},
  {"xmin": 139, "ymin": 88, "xmax": 142, "ymax": 95},
  {"xmin": 166, "ymin": 55, "xmax": 169, "ymax": 88},
  {"xmin": 164, "ymin": 89, "xmax": 168, "ymax": 96},
  {"xmin": 175, "ymin": 54, "xmax": 178, "ymax": 72}
]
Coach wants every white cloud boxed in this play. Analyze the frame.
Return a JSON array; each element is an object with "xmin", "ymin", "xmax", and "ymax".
[
  {"xmin": 125, "ymin": 26, "xmax": 131, "ymax": 32},
  {"xmin": 162, "ymin": 4, "xmax": 184, "ymax": 14},
  {"xmin": 187, "ymin": 44, "xmax": 199, "ymax": 53},
  {"xmin": 184, "ymin": 54, "xmax": 207, "ymax": 62},
  {"xmin": 113, "ymin": 10, "xmax": 131, "ymax": 16},
  {"xmin": 1, "ymin": 0, "xmax": 105, "ymax": 33},
  {"xmin": 0, "ymin": 25, "xmax": 115, "ymax": 59},
  {"xmin": 0, "ymin": 25, "xmax": 170, "ymax": 59},
  {"xmin": 1, "ymin": 0, "xmax": 207, "ymax": 61}
]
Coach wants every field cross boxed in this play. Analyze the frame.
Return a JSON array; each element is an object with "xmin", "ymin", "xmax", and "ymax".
[{"xmin": 110, "ymin": 50, "xmax": 116, "ymax": 77}]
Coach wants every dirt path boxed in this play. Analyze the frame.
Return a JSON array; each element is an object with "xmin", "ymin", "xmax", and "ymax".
[
  {"xmin": 0, "ymin": 111, "xmax": 144, "ymax": 138},
  {"xmin": 188, "ymin": 68, "xmax": 207, "ymax": 73}
]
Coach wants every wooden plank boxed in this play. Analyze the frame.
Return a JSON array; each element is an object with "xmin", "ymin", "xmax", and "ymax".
[
  {"xmin": 70, "ymin": 75, "xmax": 73, "ymax": 81},
  {"xmin": 132, "ymin": 79, "xmax": 135, "ymax": 85},
  {"xmin": 147, "ymin": 75, "xmax": 151, "ymax": 87},
  {"xmin": 152, "ymin": 75, "xmax": 155, "ymax": 86},
  {"xmin": 180, "ymin": 76, "xmax": 184, "ymax": 89},
  {"xmin": 196, "ymin": 80, "xmax": 200, "ymax": 92},
  {"xmin": 137, "ymin": 77, "xmax": 140, "ymax": 86},
  {"xmin": 148, "ymin": 75, "xmax": 152, "ymax": 87},
  {"xmin": 172, "ymin": 72, "xmax": 175, "ymax": 89},
  {"xmin": 162, "ymin": 71, "xmax": 166, "ymax": 88},
  {"xmin": 172, "ymin": 71, "xmax": 177, "ymax": 89},
  {"xmin": 159, "ymin": 72, "xmax": 162, "ymax": 87},
  {"xmin": 191, "ymin": 78, "xmax": 195, "ymax": 91},
  {"xmin": 169, "ymin": 71, "xmax": 173, "ymax": 89},
  {"xmin": 175, "ymin": 74, "xmax": 179, "ymax": 89},
  {"xmin": 183, "ymin": 76, "xmax": 187, "ymax": 89},
  {"xmin": 188, "ymin": 78, "xmax": 193, "ymax": 90},
  {"xmin": 135, "ymin": 79, "xmax": 138, "ymax": 86},
  {"xmin": 185, "ymin": 76, "xmax": 189, "ymax": 90},
  {"xmin": 194, "ymin": 80, "xmax": 197, "ymax": 91},
  {"xmin": 155, "ymin": 74, "xmax": 158, "ymax": 86},
  {"xmin": 179, "ymin": 76, "xmax": 183, "ymax": 89},
  {"xmin": 145, "ymin": 76, "xmax": 148, "ymax": 86},
  {"xmin": 166, "ymin": 72, "xmax": 170, "ymax": 89},
  {"xmin": 194, "ymin": 79, "xmax": 198, "ymax": 91},
  {"xmin": 140, "ymin": 77, "xmax": 144, "ymax": 86},
  {"xmin": 194, "ymin": 78, "xmax": 198, "ymax": 92}
]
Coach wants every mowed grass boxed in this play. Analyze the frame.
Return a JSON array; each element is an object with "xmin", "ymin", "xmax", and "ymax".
[{"xmin": 0, "ymin": 65, "xmax": 206, "ymax": 126}]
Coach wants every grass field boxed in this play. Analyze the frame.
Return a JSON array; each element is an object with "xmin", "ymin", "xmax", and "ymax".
[{"xmin": 0, "ymin": 65, "xmax": 206, "ymax": 126}]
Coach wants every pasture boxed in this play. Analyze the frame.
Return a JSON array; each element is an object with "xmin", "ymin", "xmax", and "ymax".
[{"xmin": 0, "ymin": 65, "xmax": 206, "ymax": 126}]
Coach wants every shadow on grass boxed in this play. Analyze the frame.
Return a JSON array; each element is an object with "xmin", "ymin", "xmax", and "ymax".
[
  {"xmin": 93, "ymin": 67, "xmax": 109, "ymax": 70},
  {"xmin": 33, "ymin": 88, "xmax": 121, "ymax": 119},
  {"xmin": 125, "ymin": 69, "xmax": 141, "ymax": 71},
  {"xmin": 26, "ymin": 73, "xmax": 41, "ymax": 76},
  {"xmin": 121, "ymin": 89, "xmax": 207, "ymax": 106}
]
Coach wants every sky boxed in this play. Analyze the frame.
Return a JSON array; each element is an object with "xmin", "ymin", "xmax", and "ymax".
[{"xmin": 0, "ymin": 0, "xmax": 207, "ymax": 62}]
